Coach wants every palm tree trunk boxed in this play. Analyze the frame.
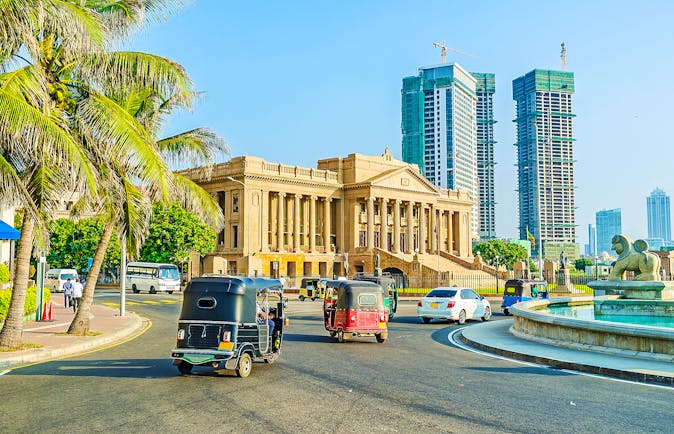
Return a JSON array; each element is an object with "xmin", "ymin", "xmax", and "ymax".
[
  {"xmin": 67, "ymin": 220, "xmax": 114, "ymax": 335},
  {"xmin": 0, "ymin": 218, "xmax": 35, "ymax": 348}
]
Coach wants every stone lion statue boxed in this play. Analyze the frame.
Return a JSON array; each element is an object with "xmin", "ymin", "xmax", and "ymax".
[{"xmin": 608, "ymin": 234, "xmax": 661, "ymax": 281}]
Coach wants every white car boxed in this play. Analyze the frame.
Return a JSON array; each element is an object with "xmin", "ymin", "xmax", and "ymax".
[{"xmin": 417, "ymin": 287, "xmax": 491, "ymax": 324}]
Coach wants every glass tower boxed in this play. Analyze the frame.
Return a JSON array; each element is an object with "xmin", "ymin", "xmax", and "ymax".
[
  {"xmin": 472, "ymin": 73, "xmax": 497, "ymax": 240},
  {"xmin": 512, "ymin": 69, "xmax": 576, "ymax": 258},
  {"xmin": 647, "ymin": 188, "xmax": 671, "ymax": 243},
  {"xmin": 402, "ymin": 63, "xmax": 479, "ymax": 236},
  {"xmin": 596, "ymin": 209, "xmax": 621, "ymax": 255}
]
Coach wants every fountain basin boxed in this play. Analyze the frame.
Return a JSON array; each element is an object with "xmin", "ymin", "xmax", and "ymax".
[{"xmin": 510, "ymin": 297, "xmax": 674, "ymax": 360}]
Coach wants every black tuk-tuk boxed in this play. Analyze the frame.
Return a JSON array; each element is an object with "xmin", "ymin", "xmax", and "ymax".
[
  {"xmin": 352, "ymin": 273, "xmax": 399, "ymax": 320},
  {"xmin": 171, "ymin": 276, "xmax": 285, "ymax": 377},
  {"xmin": 501, "ymin": 279, "xmax": 549, "ymax": 315}
]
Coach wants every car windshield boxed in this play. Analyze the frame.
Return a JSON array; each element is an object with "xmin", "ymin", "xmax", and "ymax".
[
  {"xmin": 426, "ymin": 289, "xmax": 457, "ymax": 298},
  {"xmin": 62, "ymin": 273, "xmax": 77, "ymax": 280},
  {"xmin": 159, "ymin": 267, "xmax": 180, "ymax": 280}
]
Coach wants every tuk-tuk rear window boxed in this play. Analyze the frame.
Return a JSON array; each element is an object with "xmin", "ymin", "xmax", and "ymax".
[
  {"xmin": 358, "ymin": 294, "xmax": 377, "ymax": 306},
  {"xmin": 504, "ymin": 286, "xmax": 518, "ymax": 295},
  {"xmin": 426, "ymin": 289, "xmax": 457, "ymax": 298}
]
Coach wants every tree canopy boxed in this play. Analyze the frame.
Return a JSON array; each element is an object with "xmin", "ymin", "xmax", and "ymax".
[
  {"xmin": 139, "ymin": 202, "xmax": 216, "ymax": 265},
  {"xmin": 472, "ymin": 240, "xmax": 529, "ymax": 270},
  {"xmin": 47, "ymin": 218, "xmax": 121, "ymax": 274},
  {"xmin": 574, "ymin": 258, "xmax": 593, "ymax": 271}
]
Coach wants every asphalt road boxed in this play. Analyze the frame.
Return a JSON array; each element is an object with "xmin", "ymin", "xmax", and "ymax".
[{"xmin": 1, "ymin": 291, "xmax": 672, "ymax": 433}]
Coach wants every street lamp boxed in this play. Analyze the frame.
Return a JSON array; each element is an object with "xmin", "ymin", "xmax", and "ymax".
[
  {"xmin": 226, "ymin": 176, "xmax": 250, "ymax": 277},
  {"xmin": 494, "ymin": 255, "xmax": 500, "ymax": 294},
  {"xmin": 594, "ymin": 255, "xmax": 599, "ymax": 281}
]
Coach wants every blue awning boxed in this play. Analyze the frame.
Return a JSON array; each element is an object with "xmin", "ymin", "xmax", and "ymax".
[{"xmin": 0, "ymin": 220, "xmax": 20, "ymax": 240}]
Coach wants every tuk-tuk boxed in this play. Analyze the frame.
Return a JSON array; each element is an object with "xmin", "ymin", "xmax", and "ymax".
[
  {"xmin": 171, "ymin": 276, "xmax": 286, "ymax": 378},
  {"xmin": 352, "ymin": 273, "xmax": 399, "ymax": 320},
  {"xmin": 323, "ymin": 280, "xmax": 388, "ymax": 343},
  {"xmin": 501, "ymin": 279, "xmax": 549, "ymax": 315},
  {"xmin": 299, "ymin": 277, "xmax": 322, "ymax": 301}
]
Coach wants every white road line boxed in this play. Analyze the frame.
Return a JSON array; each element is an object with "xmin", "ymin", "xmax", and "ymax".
[
  {"xmin": 0, "ymin": 369, "xmax": 11, "ymax": 376},
  {"xmin": 447, "ymin": 328, "xmax": 672, "ymax": 390},
  {"xmin": 25, "ymin": 322, "xmax": 70, "ymax": 332}
]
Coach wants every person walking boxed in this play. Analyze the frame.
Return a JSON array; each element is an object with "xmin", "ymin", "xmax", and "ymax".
[
  {"xmin": 63, "ymin": 278, "xmax": 74, "ymax": 308},
  {"xmin": 71, "ymin": 278, "xmax": 84, "ymax": 313}
]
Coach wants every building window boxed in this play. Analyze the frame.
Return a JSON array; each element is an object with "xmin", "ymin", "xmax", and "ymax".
[
  {"xmin": 374, "ymin": 231, "xmax": 380, "ymax": 248},
  {"xmin": 359, "ymin": 202, "xmax": 366, "ymax": 213},
  {"xmin": 359, "ymin": 231, "xmax": 367, "ymax": 247},
  {"xmin": 232, "ymin": 225, "xmax": 238, "ymax": 248},
  {"xmin": 232, "ymin": 194, "xmax": 239, "ymax": 213}
]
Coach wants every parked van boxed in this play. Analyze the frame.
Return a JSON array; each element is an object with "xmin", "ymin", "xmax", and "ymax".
[
  {"xmin": 44, "ymin": 268, "xmax": 79, "ymax": 293},
  {"xmin": 126, "ymin": 262, "xmax": 181, "ymax": 294}
]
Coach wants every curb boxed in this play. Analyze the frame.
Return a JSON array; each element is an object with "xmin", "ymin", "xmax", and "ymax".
[
  {"xmin": 0, "ymin": 311, "xmax": 147, "ymax": 370},
  {"xmin": 459, "ymin": 331, "xmax": 674, "ymax": 388}
]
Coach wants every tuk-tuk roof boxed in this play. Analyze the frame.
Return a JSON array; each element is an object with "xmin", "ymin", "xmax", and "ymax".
[
  {"xmin": 327, "ymin": 279, "xmax": 384, "ymax": 293},
  {"xmin": 504, "ymin": 279, "xmax": 547, "ymax": 287},
  {"xmin": 352, "ymin": 274, "xmax": 396, "ymax": 286},
  {"xmin": 186, "ymin": 276, "xmax": 283, "ymax": 295}
]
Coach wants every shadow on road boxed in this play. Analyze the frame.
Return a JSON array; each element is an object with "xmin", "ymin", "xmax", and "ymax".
[
  {"xmin": 12, "ymin": 358, "xmax": 179, "ymax": 379},
  {"xmin": 282, "ymin": 333, "xmax": 334, "ymax": 343}
]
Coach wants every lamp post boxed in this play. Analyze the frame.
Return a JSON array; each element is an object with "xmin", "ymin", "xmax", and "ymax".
[
  {"xmin": 594, "ymin": 255, "xmax": 599, "ymax": 280},
  {"xmin": 227, "ymin": 176, "xmax": 250, "ymax": 277},
  {"xmin": 494, "ymin": 255, "xmax": 499, "ymax": 294}
]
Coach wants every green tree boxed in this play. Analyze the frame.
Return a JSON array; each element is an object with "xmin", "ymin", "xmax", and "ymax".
[
  {"xmin": 47, "ymin": 218, "xmax": 121, "ymax": 274},
  {"xmin": 574, "ymin": 258, "xmax": 593, "ymax": 272},
  {"xmin": 472, "ymin": 240, "xmax": 529, "ymax": 270},
  {"xmin": 140, "ymin": 203, "xmax": 216, "ymax": 265}
]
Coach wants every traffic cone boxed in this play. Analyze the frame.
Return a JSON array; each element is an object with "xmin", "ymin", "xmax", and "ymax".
[{"xmin": 42, "ymin": 301, "xmax": 54, "ymax": 321}]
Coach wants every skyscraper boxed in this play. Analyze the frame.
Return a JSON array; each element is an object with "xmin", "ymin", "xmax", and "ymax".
[
  {"xmin": 513, "ymin": 69, "xmax": 576, "ymax": 258},
  {"xmin": 647, "ymin": 188, "xmax": 671, "ymax": 243},
  {"xmin": 472, "ymin": 72, "xmax": 497, "ymax": 240},
  {"xmin": 596, "ymin": 209, "xmax": 621, "ymax": 255},
  {"xmin": 402, "ymin": 63, "xmax": 478, "ymax": 236},
  {"xmin": 586, "ymin": 223, "xmax": 596, "ymax": 256}
]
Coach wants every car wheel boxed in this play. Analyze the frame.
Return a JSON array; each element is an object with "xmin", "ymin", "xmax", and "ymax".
[
  {"xmin": 132, "ymin": 284, "xmax": 139, "ymax": 294},
  {"xmin": 458, "ymin": 310, "xmax": 466, "ymax": 324},
  {"xmin": 149, "ymin": 286, "xmax": 157, "ymax": 294},
  {"xmin": 503, "ymin": 308, "xmax": 510, "ymax": 316},
  {"xmin": 167, "ymin": 291, "xmax": 173, "ymax": 295},
  {"xmin": 311, "ymin": 297, "xmax": 316, "ymax": 301},
  {"xmin": 236, "ymin": 353, "xmax": 252, "ymax": 378},
  {"xmin": 299, "ymin": 295, "xmax": 305, "ymax": 301},
  {"xmin": 337, "ymin": 329, "xmax": 345, "ymax": 343},
  {"xmin": 375, "ymin": 333, "xmax": 386, "ymax": 343},
  {"xmin": 329, "ymin": 331, "xmax": 337, "ymax": 338},
  {"xmin": 177, "ymin": 361, "xmax": 193, "ymax": 375},
  {"xmin": 481, "ymin": 306, "xmax": 492, "ymax": 321},
  {"xmin": 421, "ymin": 317, "xmax": 431, "ymax": 324}
]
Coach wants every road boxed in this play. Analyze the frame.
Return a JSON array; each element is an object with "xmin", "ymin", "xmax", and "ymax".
[{"xmin": 1, "ymin": 290, "xmax": 672, "ymax": 433}]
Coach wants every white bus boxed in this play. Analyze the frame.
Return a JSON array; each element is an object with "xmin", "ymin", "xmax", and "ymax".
[{"xmin": 126, "ymin": 262, "xmax": 181, "ymax": 294}]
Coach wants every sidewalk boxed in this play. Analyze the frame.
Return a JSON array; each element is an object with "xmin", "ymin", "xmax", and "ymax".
[
  {"xmin": 460, "ymin": 319, "xmax": 674, "ymax": 387},
  {"xmin": 0, "ymin": 301, "xmax": 146, "ymax": 370}
]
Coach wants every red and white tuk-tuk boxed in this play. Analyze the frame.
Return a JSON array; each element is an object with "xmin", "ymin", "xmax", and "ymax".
[{"xmin": 323, "ymin": 280, "xmax": 388, "ymax": 343}]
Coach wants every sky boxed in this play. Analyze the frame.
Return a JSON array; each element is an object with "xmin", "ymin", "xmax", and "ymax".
[{"xmin": 125, "ymin": 0, "xmax": 674, "ymax": 247}]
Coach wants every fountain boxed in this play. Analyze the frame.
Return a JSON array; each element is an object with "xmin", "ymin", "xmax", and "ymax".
[{"xmin": 510, "ymin": 235, "xmax": 674, "ymax": 359}]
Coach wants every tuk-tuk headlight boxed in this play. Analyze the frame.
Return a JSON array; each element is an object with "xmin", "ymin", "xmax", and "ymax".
[
  {"xmin": 177, "ymin": 329, "xmax": 185, "ymax": 340},
  {"xmin": 221, "ymin": 331, "xmax": 231, "ymax": 343}
]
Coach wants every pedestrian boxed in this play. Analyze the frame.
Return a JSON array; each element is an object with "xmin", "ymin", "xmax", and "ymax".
[
  {"xmin": 71, "ymin": 278, "xmax": 83, "ymax": 313},
  {"xmin": 63, "ymin": 278, "xmax": 74, "ymax": 308}
]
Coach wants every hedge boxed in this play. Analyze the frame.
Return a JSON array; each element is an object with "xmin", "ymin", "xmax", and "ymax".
[
  {"xmin": 0, "ymin": 286, "xmax": 51, "ymax": 321},
  {"xmin": 0, "ymin": 264, "xmax": 9, "ymax": 283}
]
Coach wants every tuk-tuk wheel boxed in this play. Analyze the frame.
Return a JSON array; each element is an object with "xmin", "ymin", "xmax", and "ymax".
[
  {"xmin": 503, "ymin": 308, "xmax": 510, "ymax": 316},
  {"xmin": 375, "ymin": 333, "xmax": 386, "ymax": 343},
  {"xmin": 177, "ymin": 361, "xmax": 193, "ymax": 375},
  {"xmin": 236, "ymin": 353, "xmax": 252, "ymax": 378},
  {"xmin": 337, "ymin": 329, "xmax": 345, "ymax": 343},
  {"xmin": 457, "ymin": 310, "xmax": 467, "ymax": 325},
  {"xmin": 329, "ymin": 331, "xmax": 337, "ymax": 338},
  {"xmin": 299, "ymin": 295, "xmax": 305, "ymax": 301},
  {"xmin": 311, "ymin": 297, "xmax": 316, "ymax": 301}
]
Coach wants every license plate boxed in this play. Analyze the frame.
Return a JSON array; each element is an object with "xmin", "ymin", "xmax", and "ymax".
[
  {"xmin": 430, "ymin": 302, "xmax": 438, "ymax": 308},
  {"xmin": 378, "ymin": 322, "xmax": 386, "ymax": 329}
]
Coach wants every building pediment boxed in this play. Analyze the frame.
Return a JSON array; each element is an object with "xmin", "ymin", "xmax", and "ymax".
[{"xmin": 347, "ymin": 166, "xmax": 441, "ymax": 195}]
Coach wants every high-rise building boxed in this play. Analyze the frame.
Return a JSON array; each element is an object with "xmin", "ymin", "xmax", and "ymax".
[
  {"xmin": 647, "ymin": 188, "xmax": 671, "ymax": 244},
  {"xmin": 586, "ymin": 223, "xmax": 596, "ymax": 256},
  {"xmin": 513, "ymin": 69, "xmax": 576, "ymax": 258},
  {"xmin": 472, "ymin": 72, "xmax": 497, "ymax": 240},
  {"xmin": 596, "ymin": 208, "xmax": 621, "ymax": 255},
  {"xmin": 402, "ymin": 63, "xmax": 478, "ymax": 236}
]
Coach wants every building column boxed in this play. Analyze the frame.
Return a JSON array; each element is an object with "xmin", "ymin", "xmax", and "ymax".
[
  {"xmin": 293, "ymin": 194, "xmax": 302, "ymax": 252},
  {"xmin": 439, "ymin": 210, "xmax": 446, "ymax": 252},
  {"xmin": 277, "ymin": 192, "xmax": 286, "ymax": 252},
  {"xmin": 337, "ymin": 198, "xmax": 345, "ymax": 253},
  {"xmin": 419, "ymin": 203, "xmax": 427, "ymax": 254},
  {"xmin": 260, "ymin": 190, "xmax": 269, "ymax": 252},
  {"xmin": 378, "ymin": 197, "xmax": 386, "ymax": 250},
  {"xmin": 309, "ymin": 195, "xmax": 316, "ymax": 253},
  {"xmin": 430, "ymin": 205, "xmax": 437, "ymax": 254},
  {"xmin": 367, "ymin": 197, "xmax": 375, "ymax": 251},
  {"xmin": 393, "ymin": 199, "xmax": 400, "ymax": 254},
  {"xmin": 323, "ymin": 197, "xmax": 331, "ymax": 253},
  {"xmin": 406, "ymin": 201, "xmax": 414, "ymax": 254},
  {"xmin": 448, "ymin": 211, "xmax": 454, "ymax": 254}
]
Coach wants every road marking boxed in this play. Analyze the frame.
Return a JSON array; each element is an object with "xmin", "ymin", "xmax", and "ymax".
[
  {"xmin": 447, "ymin": 328, "xmax": 673, "ymax": 390},
  {"xmin": 24, "ymin": 322, "xmax": 71, "ymax": 332},
  {"xmin": 140, "ymin": 300, "xmax": 160, "ymax": 305},
  {"xmin": 159, "ymin": 299, "xmax": 179, "ymax": 304},
  {"xmin": 0, "ymin": 369, "xmax": 11, "ymax": 376},
  {"xmin": 102, "ymin": 302, "xmax": 119, "ymax": 308}
]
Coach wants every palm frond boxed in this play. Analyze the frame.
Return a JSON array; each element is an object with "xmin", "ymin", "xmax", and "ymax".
[
  {"xmin": 157, "ymin": 128, "xmax": 230, "ymax": 168},
  {"xmin": 120, "ymin": 175, "xmax": 152, "ymax": 255},
  {"xmin": 172, "ymin": 174, "xmax": 224, "ymax": 230}
]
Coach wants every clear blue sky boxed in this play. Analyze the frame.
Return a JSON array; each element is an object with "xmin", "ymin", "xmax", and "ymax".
[{"xmin": 125, "ymin": 0, "xmax": 674, "ymax": 246}]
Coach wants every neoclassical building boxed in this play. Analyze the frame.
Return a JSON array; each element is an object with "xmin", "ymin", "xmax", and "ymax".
[{"xmin": 181, "ymin": 149, "xmax": 475, "ymax": 283}]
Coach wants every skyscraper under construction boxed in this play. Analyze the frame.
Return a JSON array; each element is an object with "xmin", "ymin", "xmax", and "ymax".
[{"xmin": 512, "ymin": 69, "xmax": 576, "ymax": 258}]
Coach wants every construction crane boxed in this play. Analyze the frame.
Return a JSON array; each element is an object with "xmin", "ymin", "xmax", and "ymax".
[
  {"xmin": 560, "ymin": 42, "xmax": 567, "ymax": 71},
  {"xmin": 432, "ymin": 42, "xmax": 478, "ymax": 64}
]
